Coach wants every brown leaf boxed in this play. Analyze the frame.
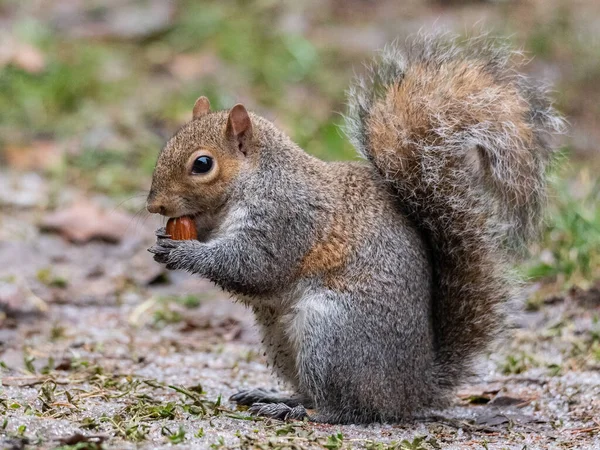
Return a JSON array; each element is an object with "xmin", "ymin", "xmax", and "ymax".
[
  {"xmin": 0, "ymin": 35, "xmax": 45, "ymax": 73},
  {"xmin": 12, "ymin": 43, "xmax": 46, "ymax": 73},
  {"xmin": 40, "ymin": 201, "xmax": 134, "ymax": 244},
  {"xmin": 3, "ymin": 140, "xmax": 63, "ymax": 171},
  {"xmin": 169, "ymin": 52, "xmax": 220, "ymax": 81}
]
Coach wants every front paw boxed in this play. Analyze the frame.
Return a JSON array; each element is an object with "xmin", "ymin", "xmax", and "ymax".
[{"xmin": 148, "ymin": 227, "xmax": 186, "ymax": 268}]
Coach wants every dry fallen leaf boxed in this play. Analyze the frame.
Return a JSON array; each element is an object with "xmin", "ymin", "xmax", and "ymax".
[
  {"xmin": 0, "ymin": 34, "xmax": 46, "ymax": 73},
  {"xmin": 169, "ymin": 52, "xmax": 220, "ymax": 81},
  {"xmin": 3, "ymin": 140, "xmax": 63, "ymax": 171},
  {"xmin": 40, "ymin": 201, "xmax": 135, "ymax": 244},
  {"xmin": 12, "ymin": 42, "xmax": 46, "ymax": 73}
]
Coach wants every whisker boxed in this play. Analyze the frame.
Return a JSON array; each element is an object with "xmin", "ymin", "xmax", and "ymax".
[
  {"xmin": 108, "ymin": 191, "xmax": 150, "ymax": 215},
  {"xmin": 139, "ymin": 210, "xmax": 154, "ymax": 229},
  {"xmin": 123, "ymin": 206, "xmax": 150, "ymax": 236}
]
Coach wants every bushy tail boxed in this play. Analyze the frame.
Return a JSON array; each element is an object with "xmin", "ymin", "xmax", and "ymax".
[{"xmin": 346, "ymin": 33, "xmax": 564, "ymax": 394}]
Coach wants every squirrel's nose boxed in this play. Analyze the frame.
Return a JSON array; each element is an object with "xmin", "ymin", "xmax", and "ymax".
[{"xmin": 147, "ymin": 201, "xmax": 166, "ymax": 215}]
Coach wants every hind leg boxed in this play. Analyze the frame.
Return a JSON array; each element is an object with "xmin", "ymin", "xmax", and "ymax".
[
  {"xmin": 230, "ymin": 388, "xmax": 314, "ymax": 421},
  {"xmin": 247, "ymin": 403, "xmax": 346, "ymax": 423},
  {"xmin": 230, "ymin": 388, "xmax": 313, "ymax": 408},
  {"xmin": 247, "ymin": 402, "xmax": 309, "ymax": 420}
]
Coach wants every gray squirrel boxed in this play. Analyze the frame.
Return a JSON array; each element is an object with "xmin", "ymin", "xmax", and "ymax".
[{"xmin": 147, "ymin": 33, "xmax": 564, "ymax": 424}]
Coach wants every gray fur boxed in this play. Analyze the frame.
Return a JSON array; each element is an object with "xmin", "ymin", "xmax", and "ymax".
[{"xmin": 149, "ymin": 33, "xmax": 563, "ymax": 424}]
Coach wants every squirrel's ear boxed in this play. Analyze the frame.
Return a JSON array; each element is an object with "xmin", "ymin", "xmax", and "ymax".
[
  {"xmin": 192, "ymin": 96, "xmax": 211, "ymax": 119},
  {"xmin": 226, "ymin": 104, "xmax": 253, "ymax": 156}
]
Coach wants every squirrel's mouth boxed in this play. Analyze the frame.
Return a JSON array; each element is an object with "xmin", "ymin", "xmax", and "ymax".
[
  {"xmin": 165, "ymin": 196, "xmax": 229, "ymax": 232},
  {"xmin": 169, "ymin": 212, "xmax": 199, "ymax": 220}
]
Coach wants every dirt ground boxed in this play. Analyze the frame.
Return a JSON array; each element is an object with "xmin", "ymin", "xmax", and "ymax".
[
  {"xmin": 1, "ymin": 0, "xmax": 600, "ymax": 449},
  {"xmin": 0, "ymin": 172, "xmax": 599, "ymax": 449}
]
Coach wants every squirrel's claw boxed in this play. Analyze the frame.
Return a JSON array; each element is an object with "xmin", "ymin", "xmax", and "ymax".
[
  {"xmin": 148, "ymin": 236, "xmax": 182, "ymax": 265},
  {"xmin": 230, "ymin": 388, "xmax": 278, "ymax": 406},
  {"xmin": 149, "ymin": 226, "xmax": 179, "ymax": 265},
  {"xmin": 156, "ymin": 238, "xmax": 179, "ymax": 249},
  {"xmin": 155, "ymin": 227, "xmax": 171, "ymax": 239},
  {"xmin": 148, "ymin": 244, "xmax": 171, "ymax": 264},
  {"xmin": 248, "ymin": 402, "xmax": 307, "ymax": 421},
  {"xmin": 148, "ymin": 245, "xmax": 166, "ymax": 255}
]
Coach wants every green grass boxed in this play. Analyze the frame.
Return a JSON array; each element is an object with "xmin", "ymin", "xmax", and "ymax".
[
  {"xmin": 0, "ymin": 0, "xmax": 355, "ymax": 200},
  {"xmin": 525, "ymin": 168, "xmax": 600, "ymax": 288},
  {"xmin": 150, "ymin": 294, "xmax": 203, "ymax": 327},
  {"xmin": 1, "ymin": 0, "xmax": 597, "ymax": 293}
]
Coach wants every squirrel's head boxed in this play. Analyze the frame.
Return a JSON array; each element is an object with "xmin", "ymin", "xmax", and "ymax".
[{"xmin": 147, "ymin": 97, "xmax": 254, "ymax": 218}]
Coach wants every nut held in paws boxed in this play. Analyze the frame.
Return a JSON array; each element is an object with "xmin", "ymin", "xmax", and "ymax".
[{"xmin": 166, "ymin": 216, "xmax": 198, "ymax": 241}]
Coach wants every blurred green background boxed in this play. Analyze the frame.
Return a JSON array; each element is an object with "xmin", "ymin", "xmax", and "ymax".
[{"xmin": 1, "ymin": 0, "xmax": 599, "ymax": 289}]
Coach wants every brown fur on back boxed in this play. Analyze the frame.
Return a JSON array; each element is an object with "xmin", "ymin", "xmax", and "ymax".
[{"xmin": 298, "ymin": 163, "xmax": 380, "ymax": 291}]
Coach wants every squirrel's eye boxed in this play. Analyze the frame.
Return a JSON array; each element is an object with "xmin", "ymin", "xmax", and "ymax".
[{"xmin": 191, "ymin": 156, "xmax": 213, "ymax": 174}]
